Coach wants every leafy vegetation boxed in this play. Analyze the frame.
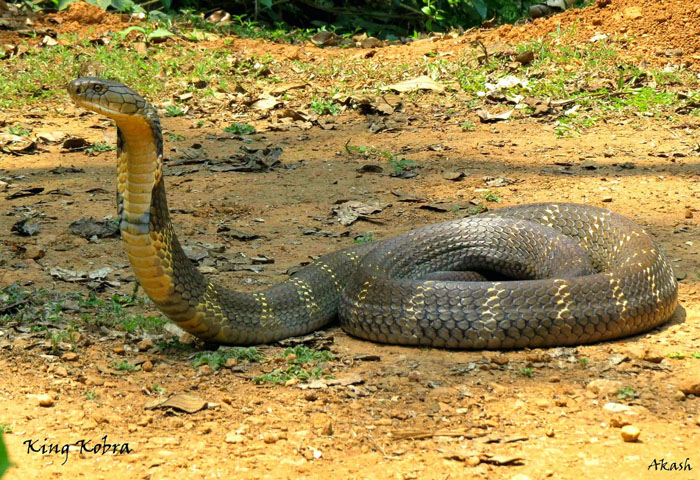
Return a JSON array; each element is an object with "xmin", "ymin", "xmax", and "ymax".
[
  {"xmin": 617, "ymin": 386, "xmax": 638, "ymax": 400},
  {"xmin": 0, "ymin": 432, "xmax": 11, "ymax": 480},
  {"xmin": 113, "ymin": 360, "xmax": 138, "ymax": 371},
  {"xmin": 253, "ymin": 346, "xmax": 333, "ymax": 384},
  {"xmin": 193, "ymin": 346, "xmax": 264, "ymax": 370},
  {"xmin": 223, "ymin": 122, "xmax": 256, "ymax": 135},
  {"xmin": 354, "ymin": 232, "xmax": 375, "ymax": 244}
]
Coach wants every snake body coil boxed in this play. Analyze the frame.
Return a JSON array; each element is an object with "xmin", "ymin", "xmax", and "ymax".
[{"xmin": 67, "ymin": 77, "xmax": 678, "ymax": 349}]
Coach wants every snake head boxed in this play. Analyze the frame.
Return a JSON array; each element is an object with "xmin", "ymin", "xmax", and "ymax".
[{"xmin": 68, "ymin": 77, "xmax": 148, "ymax": 119}]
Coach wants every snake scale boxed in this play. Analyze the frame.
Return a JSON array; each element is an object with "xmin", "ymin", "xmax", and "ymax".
[{"xmin": 67, "ymin": 77, "xmax": 678, "ymax": 349}]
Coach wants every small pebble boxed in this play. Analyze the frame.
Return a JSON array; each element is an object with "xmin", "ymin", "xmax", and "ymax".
[
  {"xmin": 262, "ymin": 432, "xmax": 279, "ymax": 444},
  {"xmin": 407, "ymin": 371, "xmax": 421, "ymax": 382},
  {"xmin": 142, "ymin": 360, "xmax": 153, "ymax": 372},
  {"xmin": 137, "ymin": 339, "xmax": 154, "ymax": 351},
  {"xmin": 304, "ymin": 391, "xmax": 318, "ymax": 402},
  {"xmin": 197, "ymin": 365, "xmax": 213, "ymax": 376},
  {"xmin": 37, "ymin": 394, "xmax": 54, "ymax": 407},
  {"xmin": 678, "ymin": 375, "xmax": 700, "ymax": 395},
  {"xmin": 54, "ymin": 366, "xmax": 68, "ymax": 377},
  {"xmin": 61, "ymin": 352, "xmax": 78, "ymax": 361},
  {"xmin": 321, "ymin": 420, "xmax": 334, "ymax": 436},
  {"xmin": 113, "ymin": 346, "xmax": 125, "ymax": 355},
  {"xmin": 225, "ymin": 432, "xmax": 246, "ymax": 444},
  {"xmin": 621, "ymin": 425, "xmax": 640, "ymax": 442}
]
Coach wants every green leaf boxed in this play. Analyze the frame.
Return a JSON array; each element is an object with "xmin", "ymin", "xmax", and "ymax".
[
  {"xmin": 57, "ymin": 0, "xmax": 78, "ymax": 10},
  {"xmin": 0, "ymin": 433, "xmax": 12, "ymax": 479},
  {"xmin": 471, "ymin": 0, "xmax": 488, "ymax": 20},
  {"xmin": 116, "ymin": 25, "xmax": 146, "ymax": 40},
  {"xmin": 147, "ymin": 28, "xmax": 174, "ymax": 41},
  {"xmin": 84, "ymin": 0, "xmax": 112, "ymax": 9},
  {"xmin": 259, "ymin": 0, "xmax": 273, "ymax": 9}
]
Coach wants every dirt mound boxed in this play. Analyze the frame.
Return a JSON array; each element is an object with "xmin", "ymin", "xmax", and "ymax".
[
  {"xmin": 46, "ymin": 0, "xmax": 128, "ymax": 37},
  {"xmin": 492, "ymin": 0, "xmax": 700, "ymax": 69}
]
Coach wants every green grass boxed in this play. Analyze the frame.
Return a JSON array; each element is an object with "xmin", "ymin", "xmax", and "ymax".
[
  {"xmin": 0, "ymin": 424, "xmax": 10, "ymax": 434},
  {"xmin": 310, "ymin": 97, "xmax": 340, "ymax": 115},
  {"xmin": 354, "ymin": 232, "xmax": 375, "ymax": 244},
  {"xmin": 167, "ymin": 133, "xmax": 185, "ymax": 141},
  {"xmin": 113, "ymin": 360, "xmax": 138, "ymax": 371},
  {"xmin": 152, "ymin": 384, "xmax": 167, "ymax": 395},
  {"xmin": 223, "ymin": 122, "xmax": 256, "ymax": 135},
  {"xmin": 253, "ymin": 346, "xmax": 333, "ymax": 385},
  {"xmin": 518, "ymin": 366, "xmax": 533, "ymax": 378},
  {"xmin": 164, "ymin": 105, "xmax": 186, "ymax": 117},
  {"xmin": 579, "ymin": 357, "xmax": 589, "ymax": 368},
  {"xmin": 193, "ymin": 346, "xmax": 263, "ymax": 370},
  {"xmin": 86, "ymin": 142, "xmax": 116, "ymax": 155},
  {"xmin": 483, "ymin": 191, "xmax": 501, "ymax": 203},
  {"xmin": 617, "ymin": 386, "xmax": 638, "ymax": 400},
  {"xmin": 8, "ymin": 124, "xmax": 31, "ymax": 136},
  {"xmin": 666, "ymin": 352, "xmax": 685, "ymax": 359},
  {"xmin": 85, "ymin": 390, "xmax": 97, "ymax": 400}
]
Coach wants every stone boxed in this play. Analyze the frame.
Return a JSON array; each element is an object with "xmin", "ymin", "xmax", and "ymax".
[{"xmin": 620, "ymin": 425, "xmax": 640, "ymax": 442}]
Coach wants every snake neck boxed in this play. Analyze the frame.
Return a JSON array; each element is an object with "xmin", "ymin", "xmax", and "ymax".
[{"xmin": 114, "ymin": 110, "xmax": 204, "ymax": 308}]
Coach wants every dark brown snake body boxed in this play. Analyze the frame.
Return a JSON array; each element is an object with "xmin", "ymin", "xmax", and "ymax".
[{"xmin": 67, "ymin": 77, "xmax": 678, "ymax": 349}]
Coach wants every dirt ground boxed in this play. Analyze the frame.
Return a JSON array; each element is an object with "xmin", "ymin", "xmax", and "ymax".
[{"xmin": 1, "ymin": 1, "xmax": 699, "ymax": 479}]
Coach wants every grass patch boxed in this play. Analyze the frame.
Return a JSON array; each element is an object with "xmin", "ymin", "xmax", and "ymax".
[
  {"xmin": 310, "ymin": 97, "xmax": 340, "ymax": 115},
  {"xmin": 354, "ymin": 232, "xmax": 375, "ymax": 244},
  {"xmin": 223, "ymin": 122, "xmax": 256, "ymax": 135},
  {"xmin": 518, "ymin": 366, "xmax": 534, "ymax": 378},
  {"xmin": 193, "ymin": 346, "xmax": 263, "ymax": 370},
  {"xmin": 113, "ymin": 360, "xmax": 138, "ymax": 371},
  {"xmin": 617, "ymin": 386, "xmax": 638, "ymax": 400},
  {"xmin": 253, "ymin": 345, "xmax": 333, "ymax": 385},
  {"xmin": 164, "ymin": 105, "xmax": 186, "ymax": 117}
]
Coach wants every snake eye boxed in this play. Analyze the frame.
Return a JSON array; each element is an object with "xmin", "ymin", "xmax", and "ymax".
[{"xmin": 92, "ymin": 84, "xmax": 103, "ymax": 93}]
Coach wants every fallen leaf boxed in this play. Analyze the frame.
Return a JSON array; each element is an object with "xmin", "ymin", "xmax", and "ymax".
[
  {"xmin": 476, "ymin": 109, "xmax": 513, "ymax": 123},
  {"xmin": 382, "ymin": 75, "xmax": 445, "ymax": 93},
  {"xmin": 333, "ymin": 201, "xmax": 387, "ymax": 226},
  {"xmin": 144, "ymin": 393, "xmax": 208, "ymax": 413}
]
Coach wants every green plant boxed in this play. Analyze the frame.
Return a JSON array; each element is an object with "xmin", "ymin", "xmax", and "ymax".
[
  {"xmin": 666, "ymin": 352, "xmax": 684, "ymax": 359},
  {"xmin": 120, "ymin": 314, "xmax": 166, "ymax": 333},
  {"xmin": 459, "ymin": 120, "xmax": 476, "ymax": 131},
  {"xmin": 86, "ymin": 142, "xmax": 116, "ymax": 155},
  {"xmin": 85, "ymin": 390, "xmax": 97, "ymax": 400},
  {"xmin": 114, "ymin": 360, "xmax": 138, "ymax": 371},
  {"xmin": 253, "ymin": 346, "xmax": 333, "ymax": 384},
  {"xmin": 390, "ymin": 158, "xmax": 417, "ymax": 176},
  {"xmin": 193, "ymin": 347, "xmax": 264, "ymax": 370},
  {"xmin": 354, "ymin": 232, "xmax": 375, "ymax": 244},
  {"xmin": 167, "ymin": 133, "xmax": 185, "ymax": 141},
  {"xmin": 0, "ymin": 432, "xmax": 11, "ymax": 479},
  {"xmin": 115, "ymin": 25, "xmax": 173, "ymax": 43},
  {"xmin": 579, "ymin": 358, "xmax": 589, "ymax": 367},
  {"xmin": 8, "ymin": 124, "xmax": 31, "ymax": 136},
  {"xmin": 165, "ymin": 105, "xmax": 186, "ymax": 117},
  {"xmin": 223, "ymin": 123, "xmax": 256, "ymax": 135},
  {"xmin": 0, "ymin": 425, "xmax": 10, "ymax": 434},
  {"xmin": 483, "ymin": 191, "xmax": 501, "ymax": 203},
  {"xmin": 310, "ymin": 97, "xmax": 340, "ymax": 115},
  {"xmin": 152, "ymin": 384, "xmax": 167, "ymax": 395},
  {"xmin": 617, "ymin": 386, "xmax": 638, "ymax": 400},
  {"xmin": 692, "ymin": 352, "xmax": 700, "ymax": 359},
  {"xmin": 518, "ymin": 366, "xmax": 533, "ymax": 377}
]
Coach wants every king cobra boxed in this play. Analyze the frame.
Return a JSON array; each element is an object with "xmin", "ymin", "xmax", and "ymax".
[{"xmin": 67, "ymin": 77, "xmax": 678, "ymax": 349}]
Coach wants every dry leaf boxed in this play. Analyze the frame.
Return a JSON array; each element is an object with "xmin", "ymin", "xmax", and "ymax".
[{"xmin": 382, "ymin": 75, "xmax": 445, "ymax": 93}]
